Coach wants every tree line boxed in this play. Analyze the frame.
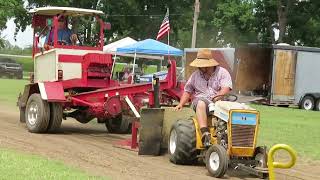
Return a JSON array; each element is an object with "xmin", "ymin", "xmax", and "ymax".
[{"xmin": 1, "ymin": 0, "xmax": 320, "ymax": 49}]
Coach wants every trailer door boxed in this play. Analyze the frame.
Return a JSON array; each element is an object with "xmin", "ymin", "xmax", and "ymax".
[{"xmin": 271, "ymin": 49, "xmax": 297, "ymax": 103}]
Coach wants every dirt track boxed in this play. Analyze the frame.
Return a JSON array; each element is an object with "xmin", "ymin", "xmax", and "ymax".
[{"xmin": 0, "ymin": 104, "xmax": 319, "ymax": 180}]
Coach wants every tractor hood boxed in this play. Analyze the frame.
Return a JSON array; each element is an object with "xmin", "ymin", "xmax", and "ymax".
[{"xmin": 213, "ymin": 101, "xmax": 255, "ymax": 122}]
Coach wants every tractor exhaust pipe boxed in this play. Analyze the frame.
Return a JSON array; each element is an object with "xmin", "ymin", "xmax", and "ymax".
[{"xmin": 153, "ymin": 75, "xmax": 160, "ymax": 108}]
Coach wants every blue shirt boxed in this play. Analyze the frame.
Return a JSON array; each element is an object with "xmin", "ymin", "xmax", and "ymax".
[{"xmin": 45, "ymin": 28, "xmax": 73, "ymax": 45}]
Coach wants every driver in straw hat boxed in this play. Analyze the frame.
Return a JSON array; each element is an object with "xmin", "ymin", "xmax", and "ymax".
[{"xmin": 174, "ymin": 48, "xmax": 232, "ymax": 147}]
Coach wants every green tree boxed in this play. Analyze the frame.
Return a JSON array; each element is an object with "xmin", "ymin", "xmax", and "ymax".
[
  {"xmin": 100, "ymin": 0, "xmax": 194, "ymax": 49},
  {"xmin": 0, "ymin": 0, "xmax": 28, "ymax": 48},
  {"xmin": 196, "ymin": 0, "xmax": 257, "ymax": 47},
  {"xmin": 13, "ymin": 0, "xmax": 320, "ymax": 49},
  {"xmin": 286, "ymin": 0, "xmax": 320, "ymax": 46}
]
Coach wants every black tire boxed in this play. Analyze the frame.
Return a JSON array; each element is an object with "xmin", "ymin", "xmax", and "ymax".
[
  {"xmin": 254, "ymin": 147, "xmax": 267, "ymax": 168},
  {"xmin": 254, "ymin": 146, "xmax": 269, "ymax": 179},
  {"xmin": 168, "ymin": 118, "xmax": 197, "ymax": 165},
  {"xmin": 17, "ymin": 73, "xmax": 23, "ymax": 79},
  {"xmin": 277, "ymin": 105, "xmax": 289, "ymax": 108},
  {"xmin": 73, "ymin": 110, "xmax": 94, "ymax": 124},
  {"xmin": 25, "ymin": 93, "xmax": 50, "ymax": 133},
  {"xmin": 315, "ymin": 99, "xmax": 320, "ymax": 111},
  {"xmin": 19, "ymin": 107, "xmax": 26, "ymax": 123},
  {"xmin": 205, "ymin": 144, "xmax": 228, "ymax": 178},
  {"xmin": 300, "ymin": 95, "xmax": 315, "ymax": 110},
  {"xmin": 47, "ymin": 102, "xmax": 63, "ymax": 133},
  {"xmin": 105, "ymin": 115, "xmax": 131, "ymax": 134}
]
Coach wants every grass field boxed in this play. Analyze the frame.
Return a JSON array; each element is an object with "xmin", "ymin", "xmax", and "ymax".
[
  {"xmin": 1, "ymin": 78, "xmax": 319, "ymax": 161},
  {"xmin": 253, "ymin": 104, "xmax": 320, "ymax": 160},
  {"xmin": 0, "ymin": 79, "xmax": 27, "ymax": 106},
  {"xmin": 0, "ymin": 149, "xmax": 106, "ymax": 180},
  {"xmin": 2, "ymin": 56, "xmax": 159, "ymax": 77},
  {"xmin": 112, "ymin": 63, "xmax": 159, "ymax": 75}
]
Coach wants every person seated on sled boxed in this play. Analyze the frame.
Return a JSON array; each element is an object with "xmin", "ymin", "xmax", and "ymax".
[
  {"xmin": 44, "ymin": 15, "xmax": 78, "ymax": 49},
  {"xmin": 174, "ymin": 48, "xmax": 232, "ymax": 147}
]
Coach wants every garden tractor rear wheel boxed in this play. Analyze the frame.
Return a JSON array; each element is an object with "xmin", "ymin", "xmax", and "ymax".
[{"xmin": 168, "ymin": 118, "xmax": 197, "ymax": 165}]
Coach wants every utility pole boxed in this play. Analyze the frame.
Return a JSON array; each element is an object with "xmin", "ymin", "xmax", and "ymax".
[{"xmin": 191, "ymin": 0, "xmax": 200, "ymax": 48}]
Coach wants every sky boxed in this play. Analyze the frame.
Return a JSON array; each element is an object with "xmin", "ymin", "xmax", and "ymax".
[{"xmin": 2, "ymin": 18, "xmax": 33, "ymax": 48}]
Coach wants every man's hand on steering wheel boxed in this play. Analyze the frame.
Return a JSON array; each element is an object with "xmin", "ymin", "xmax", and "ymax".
[
  {"xmin": 57, "ymin": 40, "xmax": 68, "ymax": 45},
  {"xmin": 212, "ymin": 95, "xmax": 224, "ymax": 102},
  {"xmin": 212, "ymin": 94, "xmax": 238, "ymax": 102},
  {"xmin": 70, "ymin": 34, "xmax": 78, "ymax": 45}
]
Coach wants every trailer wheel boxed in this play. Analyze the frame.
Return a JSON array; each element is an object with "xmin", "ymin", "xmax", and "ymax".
[
  {"xmin": 19, "ymin": 107, "xmax": 26, "ymax": 123},
  {"xmin": 315, "ymin": 99, "xmax": 320, "ymax": 111},
  {"xmin": 47, "ymin": 103, "xmax": 63, "ymax": 133},
  {"xmin": 205, "ymin": 144, "xmax": 228, "ymax": 178},
  {"xmin": 168, "ymin": 118, "xmax": 197, "ymax": 165},
  {"xmin": 25, "ymin": 93, "xmax": 50, "ymax": 133},
  {"xmin": 105, "ymin": 115, "xmax": 130, "ymax": 134},
  {"xmin": 300, "ymin": 95, "xmax": 315, "ymax": 110}
]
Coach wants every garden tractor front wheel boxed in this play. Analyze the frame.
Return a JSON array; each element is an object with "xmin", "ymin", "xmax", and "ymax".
[{"xmin": 205, "ymin": 144, "xmax": 228, "ymax": 178}]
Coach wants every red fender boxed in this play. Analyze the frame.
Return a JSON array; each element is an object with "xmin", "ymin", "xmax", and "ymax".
[{"xmin": 38, "ymin": 81, "xmax": 66, "ymax": 102}]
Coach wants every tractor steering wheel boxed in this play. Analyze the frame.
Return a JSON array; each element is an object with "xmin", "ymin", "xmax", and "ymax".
[
  {"xmin": 212, "ymin": 94, "xmax": 238, "ymax": 102},
  {"xmin": 47, "ymin": 40, "xmax": 69, "ymax": 46},
  {"xmin": 57, "ymin": 40, "xmax": 69, "ymax": 45}
]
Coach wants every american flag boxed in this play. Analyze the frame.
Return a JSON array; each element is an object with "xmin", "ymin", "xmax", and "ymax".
[{"xmin": 156, "ymin": 9, "xmax": 170, "ymax": 40}]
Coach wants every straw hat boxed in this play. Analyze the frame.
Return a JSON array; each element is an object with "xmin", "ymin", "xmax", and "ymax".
[{"xmin": 190, "ymin": 49, "xmax": 219, "ymax": 67}]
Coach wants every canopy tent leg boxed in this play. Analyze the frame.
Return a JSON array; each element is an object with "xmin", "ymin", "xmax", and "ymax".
[
  {"xmin": 132, "ymin": 52, "xmax": 137, "ymax": 84},
  {"xmin": 110, "ymin": 53, "xmax": 117, "ymax": 80}
]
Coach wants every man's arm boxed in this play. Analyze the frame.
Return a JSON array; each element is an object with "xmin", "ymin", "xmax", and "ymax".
[
  {"xmin": 212, "ymin": 68, "xmax": 233, "ymax": 101},
  {"xmin": 174, "ymin": 91, "xmax": 192, "ymax": 111},
  {"xmin": 174, "ymin": 72, "xmax": 195, "ymax": 111},
  {"xmin": 213, "ymin": 87, "xmax": 231, "ymax": 101},
  {"xmin": 44, "ymin": 30, "xmax": 51, "ymax": 50}
]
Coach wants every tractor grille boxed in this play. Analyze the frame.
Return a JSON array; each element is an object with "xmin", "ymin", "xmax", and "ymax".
[{"xmin": 231, "ymin": 124, "xmax": 256, "ymax": 147}]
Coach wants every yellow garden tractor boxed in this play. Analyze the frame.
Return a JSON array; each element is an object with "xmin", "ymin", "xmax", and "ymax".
[{"xmin": 168, "ymin": 95, "xmax": 268, "ymax": 178}]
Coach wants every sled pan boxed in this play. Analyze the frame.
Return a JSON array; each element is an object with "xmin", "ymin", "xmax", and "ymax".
[{"xmin": 138, "ymin": 108, "xmax": 164, "ymax": 155}]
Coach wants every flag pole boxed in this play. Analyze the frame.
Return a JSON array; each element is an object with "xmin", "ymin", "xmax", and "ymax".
[{"xmin": 167, "ymin": 7, "xmax": 170, "ymax": 68}]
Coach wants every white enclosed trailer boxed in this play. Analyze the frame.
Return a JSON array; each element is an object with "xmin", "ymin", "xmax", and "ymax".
[{"xmin": 234, "ymin": 44, "xmax": 320, "ymax": 111}]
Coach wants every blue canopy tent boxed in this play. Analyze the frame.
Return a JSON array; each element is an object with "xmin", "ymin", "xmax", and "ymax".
[
  {"xmin": 117, "ymin": 38, "xmax": 183, "ymax": 56},
  {"xmin": 116, "ymin": 39, "xmax": 183, "ymax": 76}
]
